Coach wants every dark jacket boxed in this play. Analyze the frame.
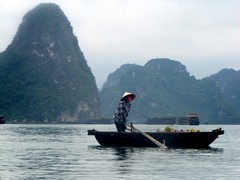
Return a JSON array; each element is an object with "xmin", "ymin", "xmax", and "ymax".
[{"xmin": 113, "ymin": 100, "xmax": 131, "ymax": 122}]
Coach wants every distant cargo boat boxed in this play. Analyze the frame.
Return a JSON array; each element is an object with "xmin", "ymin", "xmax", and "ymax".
[
  {"xmin": 0, "ymin": 115, "xmax": 5, "ymax": 124},
  {"xmin": 147, "ymin": 113, "xmax": 200, "ymax": 125},
  {"xmin": 188, "ymin": 113, "xmax": 200, "ymax": 125},
  {"xmin": 177, "ymin": 113, "xmax": 200, "ymax": 125},
  {"xmin": 146, "ymin": 116, "xmax": 176, "ymax": 125}
]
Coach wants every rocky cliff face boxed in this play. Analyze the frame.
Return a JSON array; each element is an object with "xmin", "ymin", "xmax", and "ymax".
[
  {"xmin": 0, "ymin": 3, "xmax": 100, "ymax": 123},
  {"xmin": 206, "ymin": 69, "xmax": 240, "ymax": 104},
  {"xmin": 205, "ymin": 69, "xmax": 240, "ymax": 119},
  {"xmin": 100, "ymin": 58, "xmax": 238, "ymax": 124}
]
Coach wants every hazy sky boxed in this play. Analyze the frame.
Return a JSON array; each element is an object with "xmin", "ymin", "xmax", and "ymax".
[{"xmin": 1, "ymin": 0, "xmax": 239, "ymax": 88}]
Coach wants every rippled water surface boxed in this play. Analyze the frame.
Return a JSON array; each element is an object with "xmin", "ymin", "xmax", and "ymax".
[{"xmin": 0, "ymin": 124, "xmax": 239, "ymax": 179}]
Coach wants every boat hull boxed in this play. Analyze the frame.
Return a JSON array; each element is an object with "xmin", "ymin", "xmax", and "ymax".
[{"xmin": 88, "ymin": 128, "xmax": 224, "ymax": 148}]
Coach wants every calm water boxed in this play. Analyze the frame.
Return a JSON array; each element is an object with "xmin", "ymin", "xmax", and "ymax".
[{"xmin": 0, "ymin": 124, "xmax": 239, "ymax": 179}]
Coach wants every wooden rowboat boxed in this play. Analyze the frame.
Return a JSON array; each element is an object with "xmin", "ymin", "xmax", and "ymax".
[{"xmin": 88, "ymin": 128, "xmax": 224, "ymax": 148}]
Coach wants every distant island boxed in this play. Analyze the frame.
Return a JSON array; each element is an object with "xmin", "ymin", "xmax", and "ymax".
[{"xmin": 100, "ymin": 59, "xmax": 240, "ymax": 124}]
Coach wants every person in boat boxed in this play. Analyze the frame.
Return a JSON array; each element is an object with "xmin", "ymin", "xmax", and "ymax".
[{"xmin": 113, "ymin": 92, "xmax": 136, "ymax": 132}]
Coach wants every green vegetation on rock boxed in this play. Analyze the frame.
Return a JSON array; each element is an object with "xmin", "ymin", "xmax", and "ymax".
[
  {"xmin": 100, "ymin": 58, "xmax": 239, "ymax": 124},
  {"xmin": 0, "ymin": 3, "xmax": 100, "ymax": 123}
]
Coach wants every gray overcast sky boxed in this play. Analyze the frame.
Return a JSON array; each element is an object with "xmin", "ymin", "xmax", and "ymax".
[{"xmin": 1, "ymin": 0, "xmax": 239, "ymax": 88}]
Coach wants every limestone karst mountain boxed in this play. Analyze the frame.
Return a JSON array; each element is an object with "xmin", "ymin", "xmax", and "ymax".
[
  {"xmin": 100, "ymin": 58, "xmax": 239, "ymax": 124},
  {"xmin": 0, "ymin": 3, "xmax": 100, "ymax": 123}
]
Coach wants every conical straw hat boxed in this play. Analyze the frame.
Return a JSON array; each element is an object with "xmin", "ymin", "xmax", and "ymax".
[{"xmin": 121, "ymin": 92, "xmax": 136, "ymax": 101}]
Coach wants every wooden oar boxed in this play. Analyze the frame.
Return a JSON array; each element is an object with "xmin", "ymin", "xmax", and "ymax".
[{"xmin": 127, "ymin": 124, "xmax": 167, "ymax": 149}]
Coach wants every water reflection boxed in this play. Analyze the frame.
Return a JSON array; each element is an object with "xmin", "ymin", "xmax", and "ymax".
[
  {"xmin": 208, "ymin": 147, "xmax": 224, "ymax": 153},
  {"xmin": 166, "ymin": 147, "xmax": 224, "ymax": 155},
  {"xmin": 88, "ymin": 146, "xmax": 138, "ymax": 161},
  {"xmin": 114, "ymin": 147, "xmax": 131, "ymax": 160}
]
